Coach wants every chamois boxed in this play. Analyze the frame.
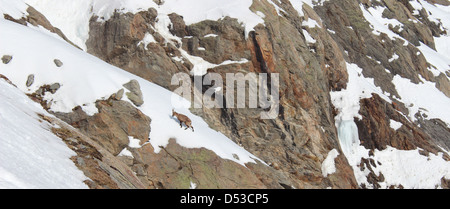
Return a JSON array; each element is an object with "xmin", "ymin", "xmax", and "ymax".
[{"xmin": 172, "ymin": 109, "xmax": 194, "ymax": 132}]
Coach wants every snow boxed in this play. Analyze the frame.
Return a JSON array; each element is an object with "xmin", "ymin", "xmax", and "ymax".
[
  {"xmin": 418, "ymin": 0, "xmax": 450, "ymax": 60},
  {"xmin": 153, "ymin": 12, "xmax": 250, "ymax": 76},
  {"xmin": 327, "ymin": 28, "xmax": 336, "ymax": 34},
  {"xmin": 128, "ymin": 136, "xmax": 142, "ymax": 148},
  {"xmin": 417, "ymin": 43, "xmax": 450, "ymax": 77},
  {"xmin": 268, "ymin": 0, "xmax": 287, "ymax": 16},
  {"xmin": 388, "ymin": 53, "xmax": 399, "ymax": 62},
  {"xmin": 24, "ymin": 0, "xmax": 95, "ymax": 50},
  {"xmin": 80, "ymin": 102, "xmax": 99, "ymax": 116},
  {"xmin": 389, "ymin": 119, "xmax": 402, "ymax": 131},
  {"xmin": 392, "ymin": 75, "xmax": 450, "ymax": 125},
  {"xmin": 331, "ymin": 63, "xmax": 391, "ymax": 123},
  {"xmin": 434, "ymin": 36, "xmax": 450, "ymax": 60},
  {"xmin": 321, "ymin": 149, "xmax": 339, "ymax": 177},
  {"xmin": 410, "ymin": 0, "xmax": 450, "ymax": 31},
  {"xmin": 0, "ymin": 0, "xmax": 28, "ymax": 20},
  {"xmin": 25, "ymin": 0, "xmax": 264, "ymax": 50},
  {"xmin": 0, "ymin": 79, "xmax": 88, "ymax": 189},
  {"xmin": 159, "ymin": 0, "xmax": 264, "ymax": 39},
  {"xmin": 256, "ymin": 11, "xmax": 266, "ymax": 19},
  {"xmin": 289, "ymin": 0, "xmax": 315, "ymax": 17},
  {"xmin": 0, "ymin": 19, "xmax": 262, "ymax": 167},
  {"xmin": 406, "ymin": 1, "xmax": 450, "ymax": 65},
  {"xmin": 331, "ymin": 62, "xmax": 389, "ymax": 178},
  {"xmin": 368, "ymin": 147, "xmax": 450, "ymax": 189},
  {"xmin": 344, "ymin": 144, "xmax": 450, "ymax": 189},
  {"xmin": 23, "ymin": 0, "xmax": 257, "ymax": 75},
  {"xmin": 137, "ymin": 32, "xmax": 157, "ymax": 50}
]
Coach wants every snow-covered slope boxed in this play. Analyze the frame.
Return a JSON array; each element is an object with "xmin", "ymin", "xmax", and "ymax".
[
  {"xmin": 0, "ymin": 19, "xmax": 262, "ymax": 167},
  {"xmin": 2, "ymin": 0, "xmax": 449, "ymax": 189},
  {"xmin": 0, "ymin": 79, "xmax": 88, "ymax": 189},
  {"xmin": 330, "ymin": 2, "xmax": 450, "ymax": 188}
]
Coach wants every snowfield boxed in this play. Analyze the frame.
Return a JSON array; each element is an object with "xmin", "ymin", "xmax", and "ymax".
[{"xmin": 0, "ymin": 79, "xmax": 88, "ymax": 189}]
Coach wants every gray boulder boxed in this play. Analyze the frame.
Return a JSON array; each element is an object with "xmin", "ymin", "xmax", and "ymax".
[
  {"xmin": 2, "ymin": 55, "xmax": 12, "ymax": 64},
  {"xmin": 54, "ymin": 59, "xmax": 63, "ymax": 67},
  {"xmin": 123, "ymin": 80, "xmax": 144, "ymax": 106},
  {"xmin": 26, "ymin": 74, "xmax": 35, "ymax": 87}
]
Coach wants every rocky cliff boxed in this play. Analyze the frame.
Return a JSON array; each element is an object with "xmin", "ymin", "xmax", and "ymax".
[{"xmin": 1, "ymin": 0, "xmax": 449, "ymax": 189}]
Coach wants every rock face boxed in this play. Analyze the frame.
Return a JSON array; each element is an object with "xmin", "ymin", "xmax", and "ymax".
[
  {"xmin": 123, "ymin": 79, "xmax": 144, "ymax": 106},
  {"xmin": 7, "ymin": 0, "xmax": 449, "ymax": 189},
  {"xmin": 26, "ymin": 74, "xmax": 34, "ymax": 87},
  {"xmin": 81, "ymin": 0, "xmax": 450, "ymax": 189},
  {"xmin": 85, "ymin": 1, "xmax": 359, "ymax": 189}
]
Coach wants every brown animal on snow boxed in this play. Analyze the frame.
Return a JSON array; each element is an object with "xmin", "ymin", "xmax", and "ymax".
[{"xmin": 172, "ymin": 109, "xmax": 194, "ymax": 132}]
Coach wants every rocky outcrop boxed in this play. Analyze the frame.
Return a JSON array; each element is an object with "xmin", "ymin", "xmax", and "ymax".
[
  {"xmin": 1, "ymin": 55, "xmax": 12, "ymax": 64},
  {"xmin": 26, "ymin": 74, "xmax": 34, "ymax": 87},
  {"xmin": 357, "ymin": 93, "xmax": 448, "ymax": 158},
  {"xmin": 54, "ymin": 59, "xmax": 63, "ymax": 67},
  {"xmin": 4, "ymin": 6, "xmax": 79, "ymax": 49},
  {"xmin": 123, "ymin": 79, "xmax": 144, "ymax": 106},
  {"xmin": 53, "ymin": 100, "xmax": 151, "ymax": 156},
  {"xmin": 86, "ymin": 9, "xmax": 191, "ymax": 90},
  {"xmin": 82, "ymin": 0, "xmax": 450, "ymax": 189},
  {"xmin": 42, "ymin": 114, "xmax": 147, "ymax": 189},
  {"xmin": 48, "ymin": 98, "xmax": 295, "ymax": 188}
]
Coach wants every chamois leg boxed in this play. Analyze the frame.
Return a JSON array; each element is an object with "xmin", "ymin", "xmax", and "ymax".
[{"xmin": 179, "ymin": 121, "xmax": 183, "ymax": 128}]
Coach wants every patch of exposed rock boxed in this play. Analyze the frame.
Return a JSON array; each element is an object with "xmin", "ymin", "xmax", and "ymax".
[{"xmin": 53, "ymin": 99, "xmax": 151, "ymax": 156}]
